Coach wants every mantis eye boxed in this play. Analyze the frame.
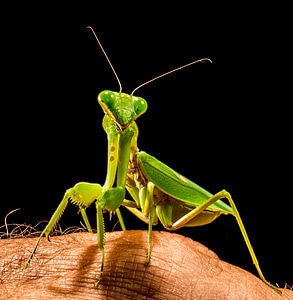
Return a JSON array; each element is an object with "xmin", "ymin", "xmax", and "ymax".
[
  {"xmin": 98, "ymin": 90, "xmax": 116, "ymax": 109},
  {"xmin": 133, "ymin": 96, "xmax": 148, "ymax": 117}
]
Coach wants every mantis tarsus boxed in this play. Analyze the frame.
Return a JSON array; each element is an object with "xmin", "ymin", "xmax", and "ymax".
[{"xmin": 23, "ymin": 26, "xmax": 280, "ymax": 293}]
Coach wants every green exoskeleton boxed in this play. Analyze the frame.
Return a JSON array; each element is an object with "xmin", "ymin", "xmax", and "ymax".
[{"xmin": 23, "ymin": 27, "xmax": 280, "ymax": 293}]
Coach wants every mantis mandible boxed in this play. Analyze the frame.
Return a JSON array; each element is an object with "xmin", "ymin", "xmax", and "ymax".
[{"xmin": 23, "ymin": 26, "xmax": 280, "ymax": 293}]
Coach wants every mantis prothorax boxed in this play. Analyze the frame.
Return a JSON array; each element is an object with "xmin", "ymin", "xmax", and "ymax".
[{"xmin": 23, "ymin": 26, "xmax": 280, "ymax": 293}]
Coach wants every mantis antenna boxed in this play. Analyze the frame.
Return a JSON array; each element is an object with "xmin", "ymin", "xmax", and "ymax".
[
  {"xmin": 87, "ymin": 26, "xmax": 212, "ymax": 95},
  {"xmin": 131, "ymin": 58, "xmax": 212, "ymax": 95},
  {"xmin": 87, "ymin": 26, "xmax": 122, "ymax": 93}
]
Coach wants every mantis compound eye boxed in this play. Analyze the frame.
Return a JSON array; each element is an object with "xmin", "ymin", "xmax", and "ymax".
[
  {"xmin": 132, "ymin": 96, "xmax": 148, "ymax": 118},
  {"xmin": 98, "ymin": 90, "xmax": 116, "ymax": 109}
]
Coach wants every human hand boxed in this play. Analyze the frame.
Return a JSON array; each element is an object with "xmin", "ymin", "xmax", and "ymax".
[{"xmin": 1, "ymin": 231, "xmax": 292, "ymax": 299}]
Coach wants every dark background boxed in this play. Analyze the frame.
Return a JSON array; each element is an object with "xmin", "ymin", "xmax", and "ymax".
[{"xmin": 2, "ymin": 3, "xmax": 292, "ymax": 287}]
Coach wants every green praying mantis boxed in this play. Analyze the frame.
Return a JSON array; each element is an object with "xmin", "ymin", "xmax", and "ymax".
[{"xmin": 23, "ymin": 27, "xmax": 280, "ymax": 293}]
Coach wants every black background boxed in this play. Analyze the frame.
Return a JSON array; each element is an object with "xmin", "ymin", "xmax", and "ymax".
[{"xmin": 2, "ymin": 3, "xmax": 292, "ymax": 287}]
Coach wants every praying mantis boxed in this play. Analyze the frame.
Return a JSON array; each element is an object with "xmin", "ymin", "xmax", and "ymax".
[{"xmin": 23, "ymin": 27, "xmax": 280, "ymax": 293}]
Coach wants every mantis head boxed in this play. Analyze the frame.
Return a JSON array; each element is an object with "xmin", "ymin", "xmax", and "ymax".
[
  {"xmin": 88, "ymin": 26, "xmax": 210, "ymax": 131},
  {"xmin": 98, "ymin": 90, "xmax": 148, "ymax": 130}
]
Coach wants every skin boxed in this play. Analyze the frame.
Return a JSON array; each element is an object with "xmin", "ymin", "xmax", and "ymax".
[{"xmin": 1, "ymin": 231, "xmax": 292, "ymax": 300}]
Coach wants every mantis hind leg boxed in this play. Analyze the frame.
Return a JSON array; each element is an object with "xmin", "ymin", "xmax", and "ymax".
[
  {"xmin": 161, "ymin": 189, "xmax": 279, "ymax": 292},
  {"xmin": 220, "ymin": 190, "xmax": 279, "ymax": 292}
]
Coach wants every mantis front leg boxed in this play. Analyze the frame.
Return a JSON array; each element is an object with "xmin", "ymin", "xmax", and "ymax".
[
  {"xmin": 92, "ymin": 115, "xmax": 137, "ymax": 285},
  {"xmin": 23, "ymin": 182, "xmax": 102, "ymax": 269}
]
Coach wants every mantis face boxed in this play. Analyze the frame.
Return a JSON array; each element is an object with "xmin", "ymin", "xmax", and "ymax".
[{"xmin": 98, "ymin": 90, "xmax": 148, "ymax": 130}]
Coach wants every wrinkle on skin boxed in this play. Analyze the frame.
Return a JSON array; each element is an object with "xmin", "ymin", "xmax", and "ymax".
[{"xmin": 1, "ymin": 231, "xmax": 292, "ymax": 300}]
